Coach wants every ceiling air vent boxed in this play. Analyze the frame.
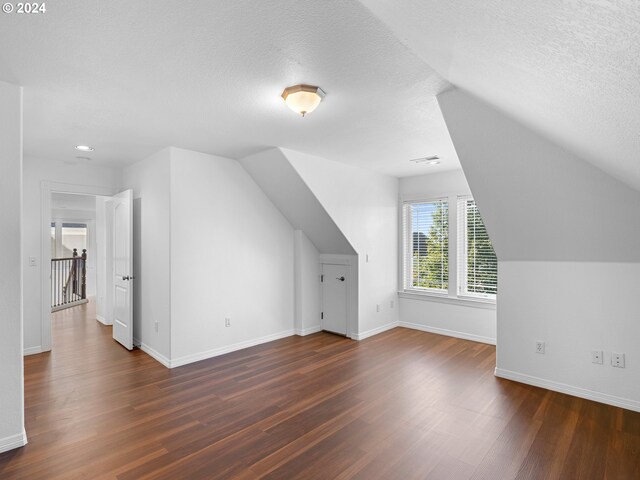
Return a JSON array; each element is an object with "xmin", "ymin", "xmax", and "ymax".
[{"xmin": 410, "ymin": 155, "xmax": 440, "ymax": 164}]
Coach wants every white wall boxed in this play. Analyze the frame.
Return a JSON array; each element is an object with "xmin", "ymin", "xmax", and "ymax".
[
  {"xmin": 439, "ymin": 88, "xmax": 640, "ymax": 410},
  {"xmin": 498, "ymin": 261, "xmax": 640, "ymax": 410},
  {"xmin": 438, "ymin": 89, "xmax": 640, "ymax": 262},
  {"xmin": 95, "ymin": 198, "xmax": 106, "ymax": 321},
  {"xmin": 0, "ymin": 80, "xmax": 26, "ymax": 452},
  {"xmin": 294, "ymin": 230, "xmax": 321, "ymax": 335},
  {"xmin": 22, "ymin": 157, "xmax": 120, "ymax": 353},
  {"xmin": 122, "ymin": 148, "xmax": 172, "ymax": 363},
  {"xmin": 283, "ymin": 148, "xmax": 399, "ymax": 337},
  {"xmin": 95, "ymin": 196, "xmax": 114, "ymax": 324},
  {"xmin": 169, "ymin": 147, "xmax": 295, "ymax": 366},
  {"xmin": 241, "ymin": 148, "xmax": 355, "ymax": 255},
  {"xmin": 398, "ymin": 170, "xmax": 497, "ymax": 344}
]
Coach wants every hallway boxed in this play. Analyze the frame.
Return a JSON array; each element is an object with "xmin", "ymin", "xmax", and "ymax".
[{"xmin": 1, "ymin": 303, "xmax": 639, "ymax": 479}]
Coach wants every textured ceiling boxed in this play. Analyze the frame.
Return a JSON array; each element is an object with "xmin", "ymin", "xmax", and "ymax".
[
  {"xmin": 359, "ymin": 0, "xmax": 640, "ymax": 190},
  {"xmin": 0, "ymin": 0, "xmax": 459, "ymax": 177}
]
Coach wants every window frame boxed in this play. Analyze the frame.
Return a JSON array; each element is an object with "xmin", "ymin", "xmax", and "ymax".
[{"xmin": 402, "ymin": 197, "xmax": 450, "ymax": 296}]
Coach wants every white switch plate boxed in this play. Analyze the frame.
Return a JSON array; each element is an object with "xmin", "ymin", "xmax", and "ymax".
[
  {"xmin": 376, "ymin": 304, "xmax": 380, "ymax": 313},
  {"xmin": 612, "ymin": 352, "xmax": 625, "ymax": 368},
  {"xmin": 591, "ymin": 350, "xmax": 603, "ymax": 364},
  {"xmin": 28, "ymin": 256, "xmax": 37, "ymax": 266},
  {"xmin": 225, "ymin": 317, "xmax": 231, "ymax": 327},
  {"xmin": 535, "ymin": 341, "xmax": 545, "ymax": 354},
  {"xmin": 390, "ymin": 300, "xmax": 394, "ymax": 309}
]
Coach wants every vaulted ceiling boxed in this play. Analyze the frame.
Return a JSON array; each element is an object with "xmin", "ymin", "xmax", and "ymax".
[
  {"xmin": 0, "ymin": 0, "xmax": 457, "ymax": 177},
  {"xmin": 1, "ymin": 1, "xmax": 638, "ymax": 185},
  {"xmin": 359, "ymin": 0, "xmax": 640, "ymax": 190}
]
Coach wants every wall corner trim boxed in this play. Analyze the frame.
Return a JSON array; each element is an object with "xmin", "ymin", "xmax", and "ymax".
[
  {"xmin": 23, "ymin": 346, "xmax": 43, "ymax": 356},
  {"xmin": 295, "ymin": 325, "xmax": 322, "ymax": 336},
  {"xmin": 168, "ymin": 329, "xmax": 296, "ymax": 368},
  {"xmin": 495, "ymin": 368, "xmax": 640, "ymax": 413},
  {"xmin": 134, "ymin": 339, "xmax": 171, "ymax": 369},
  {"xmin": 399, "ymin": 321, "xmax": 496, "ymax": 345},
  {"xmin": 0, "ymin": 429, "xmax": 28, "ymax": 454},
  {"xmin": 352, "ymin": 321, "xmax": 399, "ymax": 340},
  {"xmin": 96, "ymin": 315, "xmax": 112, "ymax": 326}
]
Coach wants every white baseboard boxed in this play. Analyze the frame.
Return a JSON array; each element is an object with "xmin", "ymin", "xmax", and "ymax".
[
  {"xmin": 134, "ymin": 338, "xmax": 171, "ymax": 368},
  {"xmin": 0, "ymin": 429, "xmax": 27, "ymax": 454},
  {"xmin": 295, "ymin": 325, "xmax": 322, "ymax": 336},
  {"xmin": 495, "ymin": 368, "xmax": 640, "ymax": 413},
  {"xmin": 96, "ymin": 314, "xmax": 112, "ymax": 326},
  {"xmin": 352, "ymin": 321, "xmax": 399, "ymax": 341},
  {"xmin": 51, "ymin": 298, "xmax": 88, "ymax": 312},
  {"xmin": 23, "ymin": 345, "xmax": 43, "ymax": 356},
  {"xmin": 169, "ymin": 329, "xmax": 295, "ymax": 368},
  {"xmin": 399, "ymin": 321, "xmax": 496, "ymax": 345}
]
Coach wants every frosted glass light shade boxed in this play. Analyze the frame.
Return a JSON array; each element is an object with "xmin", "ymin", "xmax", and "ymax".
[{"xmin": 281, "ymin": 85, "xmax": 326, "ymax": 117}]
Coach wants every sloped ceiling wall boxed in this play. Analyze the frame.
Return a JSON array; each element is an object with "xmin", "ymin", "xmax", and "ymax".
[
  {"xmin": 437, "ymin": 88, "xmax": 640, "ymax": 262},
  {"xmin": 359, "ymin": 0, "xmax": 640, "ymax": 192},
  {"xmin": 240, "ymin": 148, "xmax": 355, "ymax": 255}
]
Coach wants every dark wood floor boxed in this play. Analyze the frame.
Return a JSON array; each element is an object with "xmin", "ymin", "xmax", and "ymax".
[{"xmin": 1, "ymin": 303, "xmax": 639, "ymax": 479}]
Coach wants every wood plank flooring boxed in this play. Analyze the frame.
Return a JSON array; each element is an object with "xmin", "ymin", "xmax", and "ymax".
[{"xmin": 1, "ymin": 302, "xmax": 639, "ymax": 479}]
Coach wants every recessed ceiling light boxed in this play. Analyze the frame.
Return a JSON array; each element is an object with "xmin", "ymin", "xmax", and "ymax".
[
  {"xmin": 281, "ymin": 84, "xmax": 326, "ymax": 117},
  {"xmin": 410, "ymin": 155, "xmax": 440, "ymax": 165},
  {"xmin": 75, "ymin": 145, "xmax": 94, "ymax": 152}
]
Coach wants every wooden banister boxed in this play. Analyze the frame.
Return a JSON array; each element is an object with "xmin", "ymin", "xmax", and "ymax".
[{"xmin": 51, "ymin": 248, "xmax": 88, "ymax": 312}]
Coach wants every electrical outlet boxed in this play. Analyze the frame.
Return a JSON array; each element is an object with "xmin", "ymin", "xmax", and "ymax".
[
  {"xmin": 28, "ymin": 256, "xmax": 37, "ymax": 267},
  {"xmin": 612, "ymin": 352, "xmax": 625, "ymax": 368},
  {"xmin": 376, "ymin": 304, "xmax": 380, "ymax": 313},
  {"xmin": 225, "ymin": 317, "xmax": 231, "ymax": 327},
  {"xmin": 390, "ymin": 300, "xmax": 394, "ymax": 309},
  {"xmin": 535, "ymin": 341, "xmax": 545, "ymax": 354},
  {"xmin": 591, "ymin": 350, "xmax": 603, "ymax": 364}
]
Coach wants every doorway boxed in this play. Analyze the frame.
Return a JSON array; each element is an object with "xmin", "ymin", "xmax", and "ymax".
[
  {"xmin": 321, "ymin": 263, "xmax": 349, "ymax": 336},
  {"xmin": 40, "ymin": 182, "xmax": 134, "ymax": 352}
]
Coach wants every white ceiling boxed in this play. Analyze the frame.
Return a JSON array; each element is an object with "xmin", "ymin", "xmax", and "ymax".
[
  {"xmin": 359, "ymin": 0, "xmax": 640, "ymax": 190},
  {"xmin": 0, "ymin": 0, "xmax": 460, "ymax": 177}
]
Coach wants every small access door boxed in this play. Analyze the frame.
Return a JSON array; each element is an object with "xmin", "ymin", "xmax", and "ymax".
[
  {"xmin": 111, "ymin": 189, "xmax": 134, "ymax": 350},
  {"xmin": 321, "ymin": 264, "xmax": 348, "ymax": 335}
]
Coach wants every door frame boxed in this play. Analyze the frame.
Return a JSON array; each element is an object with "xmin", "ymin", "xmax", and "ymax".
[
  {"xmin": 319, "ymin": 254, "xmax": 357, "ymax": 339},
  {"xmin": 40, "ymin": 181, "xmax": 118, "ymax": 352}
]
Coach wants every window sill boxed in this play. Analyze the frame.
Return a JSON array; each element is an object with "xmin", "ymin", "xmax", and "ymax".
[{"xmin": 398, "ymin": 291, "xmax": 497, "ymax": 310}]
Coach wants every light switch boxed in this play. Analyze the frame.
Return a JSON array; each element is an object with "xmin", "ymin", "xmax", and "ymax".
[{"xmin": 28, "ymin": 256, "xmax": 38, "ymax": 267}]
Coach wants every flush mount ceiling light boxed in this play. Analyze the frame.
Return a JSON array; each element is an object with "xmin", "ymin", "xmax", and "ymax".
[
  {"xmin": 75, "ymin": 145, "xmax": 94, "ymax": 152},
  {"xmin": 281, "ymin": 84, "xmax": 326, "ymax": 117},
  {"xmin": 410, "ymin": 155, "xmax": 440, "ymax": 165}
]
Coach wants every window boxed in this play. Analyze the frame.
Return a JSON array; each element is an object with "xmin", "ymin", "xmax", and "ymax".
[
  {"xmin": 458, "ymin": 197, "xmax": 497, "ymax": 298},
  {"xmin": 403, "ymin": 199, "xmax": 448, "ymax": 292},
  {"xmin": 60, "ymin": 223, "xmax": 87, "ymax": 257}
]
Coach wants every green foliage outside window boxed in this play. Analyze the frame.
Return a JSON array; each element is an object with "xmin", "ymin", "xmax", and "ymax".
[
  {"xmin": 465, "ymin": 201, "xmax": 497, "ymax": 295},
  {"xmin": 412, "ymin": 203, "xmax": 448, "ymax": 290}
]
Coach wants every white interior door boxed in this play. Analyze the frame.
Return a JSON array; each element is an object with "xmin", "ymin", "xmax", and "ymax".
[
  {"xmin": 111, "ymin": 189, "xmax": 133, "ymax": 350},
  {"xmin": 321, "ymin": 264, "xmax": 348, "ymax": 335}
]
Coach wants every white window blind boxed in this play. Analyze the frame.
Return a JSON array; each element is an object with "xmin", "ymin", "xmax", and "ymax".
[
  {"xmin": 403, "ymin": 199, "xmax": 448, "ymax": 292},
  {"xmin": 457, "ymin": 197, "xmax": 497, "ymax": 298}
]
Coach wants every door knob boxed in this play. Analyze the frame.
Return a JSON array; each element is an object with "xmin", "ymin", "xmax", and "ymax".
[
  {"xmin": 122, "ymin": 275, "xmax": 130, "ymax": 280},
  {"xmin": 336, "ymin": 276, "xmax": 345, "ymax": 281}
]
